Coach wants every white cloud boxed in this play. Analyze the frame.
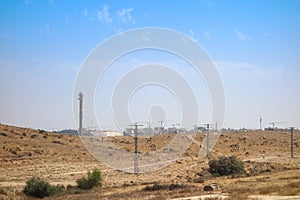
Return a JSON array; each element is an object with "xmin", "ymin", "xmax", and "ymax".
[
  {"xmin": 98, "ymin": 4, "xmax": 112, "ymax": 24},
  {"xmin": 189, "ymin": 29, "xmax": 194, "ymax": 37},
  {"xmin": 83, "ymin": 7, "xmax": 88, "ymax": 17},
  {"xmin": 235, "ymin": 29, "xmax": 249, "ymax": 41},
  {"xmin": 24, "ymin": 0, "xmax": 32, "ymax": 5},
  {"xmin": 204, "ymin": 28, "xmax": 212, "ymax": 39},
  {"xmin": 45, "ymin": 24, "xmax": 52, "ymax": 32},
  {"xmin": 201, "ymin": 0, "xmax": 216, "ymax": 7},
  {"xmin": 118, "ymin": 8, "xmax": 135, "ymax": 24},
  {"xmin": 39, "ymin": 24, "xmax": 52, "ymax": 35},
  {"xmin": 188, "ymin": 29, "xmax": 197, "ymax": 42}
]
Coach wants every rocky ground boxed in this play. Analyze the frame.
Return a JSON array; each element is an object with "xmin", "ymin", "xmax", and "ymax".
[{"xmin": 0, "ymin": 123, "xmax": 299, "ymax": 199}]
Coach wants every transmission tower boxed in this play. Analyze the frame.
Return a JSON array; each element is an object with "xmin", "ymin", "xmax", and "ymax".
[
  {"xmin": 203, "ymin": 123, "xmax": 213, "ymax": 158},
  {"xmin": 129, "ymin": 122, "xmax": 143, "ymax": 173},
  {"xmin": 259, "ymin": 116, "xmax": 262, "ymax": 130},
  {"xmin": 78, "ymin": 93, "xmax": 83, "ymax": 135}
]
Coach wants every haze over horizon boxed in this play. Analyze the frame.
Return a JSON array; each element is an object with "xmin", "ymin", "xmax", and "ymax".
[{"xmin": 0, "ymin": 0, "xmax": 299, "ymax": 131}]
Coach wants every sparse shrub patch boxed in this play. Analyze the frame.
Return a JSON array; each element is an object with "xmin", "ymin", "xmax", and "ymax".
[
  {"xmin": 143, "ymin": 182, "xmax": 186, "ymax": 191},
  {"xmin": 208, "ymin": 156, "xmax": 245, "ymax": 176},
  {"xmin": 38, "ymin": 129, "xmax": 46, "ymax": 134},
  {"xmin": 24, "ymin": 176, "xmax": 64, "ymax": 198},
  {"xmin": 76, "ymin": 168, "xmax": 103, "ymax": 190}
]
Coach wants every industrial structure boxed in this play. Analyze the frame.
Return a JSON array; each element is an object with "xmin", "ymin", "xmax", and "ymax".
[{"xmin": 78, "ymin": 92, "xmax": 83, "ymax": 135}]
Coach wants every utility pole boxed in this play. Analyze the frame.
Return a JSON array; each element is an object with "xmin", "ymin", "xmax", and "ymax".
[
  {"xmin": 260, "ymin": 116, "xmax": 262, "ymax": 130},
  {"xmin": 78, "ymin": 93, "xmax": 83, "ymax": 135},
  {"xmin": 270, "ymin": 122, "xmax": 275, "ymax": 130},
  {"xmin": 158, "ymin": 120, "xmax": 164, "ymax": 134},
  {"xmin": 291, "ymin": 127, "xmax": 294, "ymax": 158},
  {"xmin": 130, "ymin": 122, "xmax": 143, "ymax": 173},
  {"xmin": 204, "ymin": 123, "xmax": 213, "ymax": 158},
  {"xmin": 269, "ymin": 122, "xmax": 285, "ymax": 130}
]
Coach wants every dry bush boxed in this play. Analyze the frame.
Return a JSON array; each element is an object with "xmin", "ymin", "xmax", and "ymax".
[
  {"xmin": 143, "ymin": 182, "xmax": 186, "ymax": 191},
  {"xmin": 76, "ymin": 168, "xmax": 103, "ymax": 190},
  {"xmin": 209, "ymin": 156, "xmax": 245, "ymax": 176},
  {"xmin": 23, "ymin": 176, "xmax": 64, "ymax": 198}
]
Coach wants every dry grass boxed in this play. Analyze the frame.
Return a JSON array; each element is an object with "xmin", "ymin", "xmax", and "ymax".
[{"xmin": 0, "ymin": 123, "xmax": 299, "ymax": 199}]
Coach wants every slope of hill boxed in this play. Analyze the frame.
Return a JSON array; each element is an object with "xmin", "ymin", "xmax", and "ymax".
[{"xmin": 0, "ymin": 123, "xmax": 299, "ymax": 199}]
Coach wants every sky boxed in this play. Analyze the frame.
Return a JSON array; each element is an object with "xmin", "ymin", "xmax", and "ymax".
[{"xmin": 0, "ymin": 0, "xmax": 299, "ymax": 131}]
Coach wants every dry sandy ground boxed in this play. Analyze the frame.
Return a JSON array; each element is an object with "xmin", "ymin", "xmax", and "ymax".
[{"xmin": 0, "ymin": 123, "xmax": 299, "ymax": 199}]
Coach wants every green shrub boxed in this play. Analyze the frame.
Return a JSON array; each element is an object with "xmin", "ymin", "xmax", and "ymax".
[
  {"xmin": 38, "ymin": 129, "xmax": 46, "ymax": 134},
  {"xmin": 208, "ymin": 156, "xmax": 245, "ymax": 176},
  {"xmin": 24, "ymin": 176, "xmax": 64, "ymax": 198},
  {"xmin": 76, "ymin": 168, "xmax": 103, "ymax": 190}
]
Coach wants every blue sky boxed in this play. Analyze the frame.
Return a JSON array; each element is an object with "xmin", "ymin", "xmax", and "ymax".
[{"xmin": 0, "ymin": 0, "xmax": 299, "ymax": 130}]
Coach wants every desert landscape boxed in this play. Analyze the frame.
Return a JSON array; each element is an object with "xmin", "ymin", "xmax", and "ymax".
[{"xmin": 0, "ymin": 123, "xmax": 299, "ymax": 200}]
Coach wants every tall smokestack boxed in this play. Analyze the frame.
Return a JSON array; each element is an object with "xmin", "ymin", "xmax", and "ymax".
[{"xmin": 78, "ymin": 92, "xmax": 83, "ymax": 135}]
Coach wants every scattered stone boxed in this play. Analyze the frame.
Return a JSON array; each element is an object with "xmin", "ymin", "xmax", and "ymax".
[
  {"xmin": 203, "ymin": 183, "xmax": 219, "ymax": 191},
  {"xmin": 0, "ymin": 132, "xmax": 7, "ymax": 137}
]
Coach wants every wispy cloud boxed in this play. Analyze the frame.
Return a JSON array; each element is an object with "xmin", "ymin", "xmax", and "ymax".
[
  {"xmin": 98, "ymin": 4, "xmax": 112, "ymax": 24},
  {"xmin": 39, "ymin": 24, "xmax": 53, "ymax": 35},
  {"xmin": 45, "ymin": 24, "xmax": 52, "ymax": 32},
  {"xmin": 83, "ymin": 7, "xmax": 88, "ymax": 17},
  {"xmin": 189, "ymin": 29, "xmax": 194, "ymax": 36},
  {"xmin": 189, "ymin": 29, "xmax": 197, "ymax": 42},
  {"xmin": 1, "ymin": 32, "xmax": 12, "ymax": 40},
  {"xmin": 235, "ymin": 29, "xmax": 249, "ymax": 41},
  {"xmin": 118, "ymin": 8, "xmax": 135, "ymax": 24},
  {"xmin": 24, "ymin": 0, "xmax": 32, "ymax": 5},
  {"xmin": 216, "ymin": 61, "xmax": 283, "ymax": 80},
  {"xmin": 204, "ymin": 28, "xmax": 212, "ymax": 39},
  {"xmin": 201, "ymin": 0, "xmax": 216, "ymax": 7},
  {"xmin": 64, "ymin": 16, "xmax": 69, "ymax": 24}
]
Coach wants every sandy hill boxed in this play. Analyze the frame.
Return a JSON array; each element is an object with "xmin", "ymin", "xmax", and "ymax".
[{"xmin": 0, "ymin": 123, "xmax": 299, "ymax": 199}]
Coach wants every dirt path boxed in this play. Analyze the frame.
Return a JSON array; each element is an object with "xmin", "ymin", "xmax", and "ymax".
[{"xmin": 170, "ymin": 195, "xmax": 300, "ymax": 200}]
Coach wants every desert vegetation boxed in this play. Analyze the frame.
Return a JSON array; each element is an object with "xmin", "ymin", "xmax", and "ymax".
[{"xmin": 0, "ymin": 124, "xmax": 299, "ymax": 199}]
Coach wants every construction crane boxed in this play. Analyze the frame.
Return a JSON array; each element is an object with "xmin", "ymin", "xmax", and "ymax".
[{"xmin": 269, "ymin": 122, "xmax": 286, "ymax": 130}]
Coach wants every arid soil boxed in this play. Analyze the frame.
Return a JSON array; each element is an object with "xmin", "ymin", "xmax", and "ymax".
[{"xmin": 0, "ymin": 123, "xmax": 299, "ymax": 199}]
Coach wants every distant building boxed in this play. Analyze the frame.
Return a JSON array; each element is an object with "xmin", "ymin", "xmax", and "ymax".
[{"xmin": 90, "ymin": 130, "xmax": 122, "ymax": 137}]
